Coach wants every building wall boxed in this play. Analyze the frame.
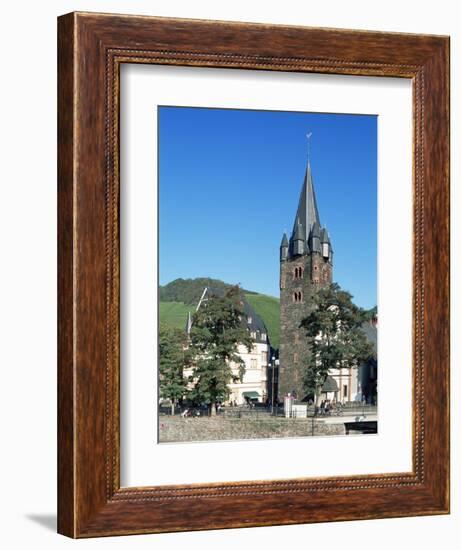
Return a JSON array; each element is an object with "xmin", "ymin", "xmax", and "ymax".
[
  {"xmin": 328, "ymin": 367, "xmax": 359, "ymax": 403},
  {"xmin": 183, "ymin": 340, "xmax": 270, "ymax": 406},
  {"xmin": 228, "ymin": 342, "xmax": 269, "ymax": 405}
]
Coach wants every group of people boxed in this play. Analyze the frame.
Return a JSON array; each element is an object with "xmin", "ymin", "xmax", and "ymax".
[{"xmin": 318, "ymin": 399, "xmax": 342, "ymax": 416}]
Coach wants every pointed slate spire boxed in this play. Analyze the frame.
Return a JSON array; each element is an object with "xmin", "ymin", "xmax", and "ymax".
[
  {"xmin": 291, "ymin": 162, "xmax": 321, "ymax": 243},
  {"xmin": 310, "ymin": 221, "xmax": 321, "ymax": 253},
  {"xmin": 292, "ymin": 218, "xmax": 305, "ymax": 256},
  {"xmin": 293, "ymin": 218, "xmax": 304, "ymax": 240},
  {"xmin": 320, "ymin": 227, "xmax": 330, "ymax": 258},
  {"xmin": 280, "ymin": 232, "xmax": 289, "ymax": 261},
  {"xmin": 320, "ymin": 227, "xmax": 330, "ymax": 243}
]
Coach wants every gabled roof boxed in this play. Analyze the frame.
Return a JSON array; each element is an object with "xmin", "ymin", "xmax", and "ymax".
[
  {"xmin": 322, "ymin": 376, "xmax": 339, "ymax": 393},
  {"xmin": 291, "ymin": 162, "xmax": 320, "ymax": 242}
]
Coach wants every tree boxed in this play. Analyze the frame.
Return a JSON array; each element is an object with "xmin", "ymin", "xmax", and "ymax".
[
  {"xmin": 159, "ymin": 325, "xmax": 188, "ymax": 415},
  {"xmin": 187, "ymin": 286, "xmax": 254, "ymax": 415},
  {"xmin": 300, "ymin": 283, "xmax": 374, "ymax": 405}
]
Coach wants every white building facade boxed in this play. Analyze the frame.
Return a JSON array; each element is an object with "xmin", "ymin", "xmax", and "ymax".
[{"xmin": 185, "ymin": 287, "xmax": 272, "ymax": 406}]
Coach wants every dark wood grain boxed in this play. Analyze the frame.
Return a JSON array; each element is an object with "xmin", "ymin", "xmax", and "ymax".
[
  {"xmin": 57, "ymin": 12, "xmax": 450, "ymax": 538},
  {"xmin": 57, "ymin": 12, "xmax": 75, "ymax": 537}
]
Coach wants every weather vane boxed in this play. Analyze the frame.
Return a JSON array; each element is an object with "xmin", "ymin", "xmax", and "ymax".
[{"xmin": 306, "ymin": 132, "xmax": 313, "ymax": 164}]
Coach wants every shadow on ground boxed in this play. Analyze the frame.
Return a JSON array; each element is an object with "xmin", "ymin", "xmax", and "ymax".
[{"xmin": 26, "ymin": 514, "xmax": 57, "ymax": 532}]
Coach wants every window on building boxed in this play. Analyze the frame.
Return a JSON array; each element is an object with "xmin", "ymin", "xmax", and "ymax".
[
  {"xmin": 261, "ymin": 351, "xmax": 268, "ymax": 364},
  {"xmin": 251, "ymin": 331, "xmax": 256, "ymax": 339},
  {"xmin": 247, "ymin": 316, "xmax": 252, "ymax": 324},
  {"xmin": 261, "ymin": 332, "xmax": 267, "ymax": 341},
  {"xmin": 343, "ymin": 384, "xmax": 348, "ymax": 399},
  {"xmin": 251, "ymin": 358, "xmax": 257, "ymax": 369}
]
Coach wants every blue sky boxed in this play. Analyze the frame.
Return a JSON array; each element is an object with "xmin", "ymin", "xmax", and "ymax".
[{"xmin": 158, "ymin": 106, "xmax": 377, "ymax": 309}]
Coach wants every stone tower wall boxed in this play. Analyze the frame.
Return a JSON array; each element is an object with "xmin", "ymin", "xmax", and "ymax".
[{"xmin": 279, "ymin": 252, "xmax": 333, "ymax": 400}]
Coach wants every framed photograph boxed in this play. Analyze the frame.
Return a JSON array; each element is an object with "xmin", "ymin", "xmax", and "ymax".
[{"xmin": 58, "ymin": 12, "xmax": 450, "ymax": 537}]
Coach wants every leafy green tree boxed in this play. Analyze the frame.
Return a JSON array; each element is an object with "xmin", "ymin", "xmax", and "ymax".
[
  {"xmin": 187, "ymin": 286, "xmax": 254, "ymax": 415},
  {"xmin": 300, "ymin": 283, "xmax": 374, "ymax": 404},
  {"xmin": 159, "ymin": 325, "xmax": 188, "ymax": 415}
]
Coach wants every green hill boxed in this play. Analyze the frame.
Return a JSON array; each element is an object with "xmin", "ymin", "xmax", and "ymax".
[
  {"xmin": 158, "ymin": 278, "xmax": 280, "ymax": 349},
  {"xmin": 158, "ymin": 278, "xmax": 374, "ymax": 352},
  {"xmin": 159, "ymin": 277, "xmax": 254, "ymax": 305},
  {"xmin": 159, "ymin": 301, "xmax": 195, "ymax": 330}
]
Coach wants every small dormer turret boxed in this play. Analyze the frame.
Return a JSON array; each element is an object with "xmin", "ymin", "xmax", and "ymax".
[
  {"xmin": 321, "ymin": 228, "xmax": 330, "ymax": 259},
  {"xmin": 280, "ymin": 233, "xmax": 289, "ymax": 261},
  {"xmin": 292, "ymin": 220, "xmax": 305, "ymax": 256},
  {"xmin": 310, "ymin": 222, "xmax": 321, "ymax": 253}
]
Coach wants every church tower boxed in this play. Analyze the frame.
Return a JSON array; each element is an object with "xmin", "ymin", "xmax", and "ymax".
[{"xmin": 279, "ymin": 158, "xmax": 333, "ymax": 400}]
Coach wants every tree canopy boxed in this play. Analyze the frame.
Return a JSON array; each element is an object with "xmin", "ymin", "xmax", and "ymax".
[
  {"xmin": 300, "ymin": 283, "xmax": 374, "ymax": 400},
  {"xmin": 187, "ymin": 286, "xmax": 254, "ymax": 413},
  {"xmin": 158, "ymin": 325, "xmax": 188, "ymax": 414}
]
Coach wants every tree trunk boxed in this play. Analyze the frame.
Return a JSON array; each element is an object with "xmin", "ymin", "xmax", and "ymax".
[
  {"xmin": 315, "ymin": 388, "xmax": 322, "ymax": 407},
  {"xmin": 210, "ymin": 403, "xmax": 216, "ymax": 416},
  {"xmin": 171, "ymin": 402, "xmax": 175, "ymax": 415},
  {"xmin": 315, "ymin": 388, "xmax": 323, "ymax": 407}
]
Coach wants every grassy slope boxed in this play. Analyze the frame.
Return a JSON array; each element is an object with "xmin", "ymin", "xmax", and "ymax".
[
  {"xmin": 158, "ymin": 302, "xmax": 195, "ymax": 329},
  {"xmin": 159, "ymin": 293, "xmax": 281, "ymax": 350},
  {"xmin": 244, "ymin": 293, "xmax": 280, "ymax": 350}
]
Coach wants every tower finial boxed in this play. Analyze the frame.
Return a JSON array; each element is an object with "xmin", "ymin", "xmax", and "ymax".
[{"xmin": 306, "ymin": 132, "xmax": 313, "ymax": 165}]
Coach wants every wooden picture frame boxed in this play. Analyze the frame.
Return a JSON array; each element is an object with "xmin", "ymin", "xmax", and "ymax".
[{"xmin": 57, "ymin": 12, "xmax": 450, "ymax": 538}]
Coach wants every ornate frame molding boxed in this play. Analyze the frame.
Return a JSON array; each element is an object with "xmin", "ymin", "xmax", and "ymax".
[{"xmin": 58, "ymin": 12, "xmax": 449, "ymax": 537}]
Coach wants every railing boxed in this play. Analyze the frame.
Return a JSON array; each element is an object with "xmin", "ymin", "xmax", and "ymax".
[
  {"xmin": 159, "ymin": 403, "xmax": 377, "ymax": 418},
  {"xmin": 159, "ymin": 404, "xmax": 286, "ymax": 418}
]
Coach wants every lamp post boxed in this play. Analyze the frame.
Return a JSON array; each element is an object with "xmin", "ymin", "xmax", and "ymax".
[{"xmin": 271, "ymin": 357, "xmax": 279, "ymax": 416}]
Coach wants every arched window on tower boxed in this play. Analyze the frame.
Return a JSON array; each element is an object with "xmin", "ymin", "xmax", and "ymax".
[
  {"xmin": 293, "ymin": 291, "xmax": 303, "ymax": 302},
  {"xmin": 293, "ymin": 267, "xmax": 303, "ymax": 279}
]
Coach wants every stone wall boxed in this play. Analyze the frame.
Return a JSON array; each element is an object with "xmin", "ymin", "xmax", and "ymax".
[{"xmin": 159, "ymin": 415, "xmax": 346, "ymax": 443}]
